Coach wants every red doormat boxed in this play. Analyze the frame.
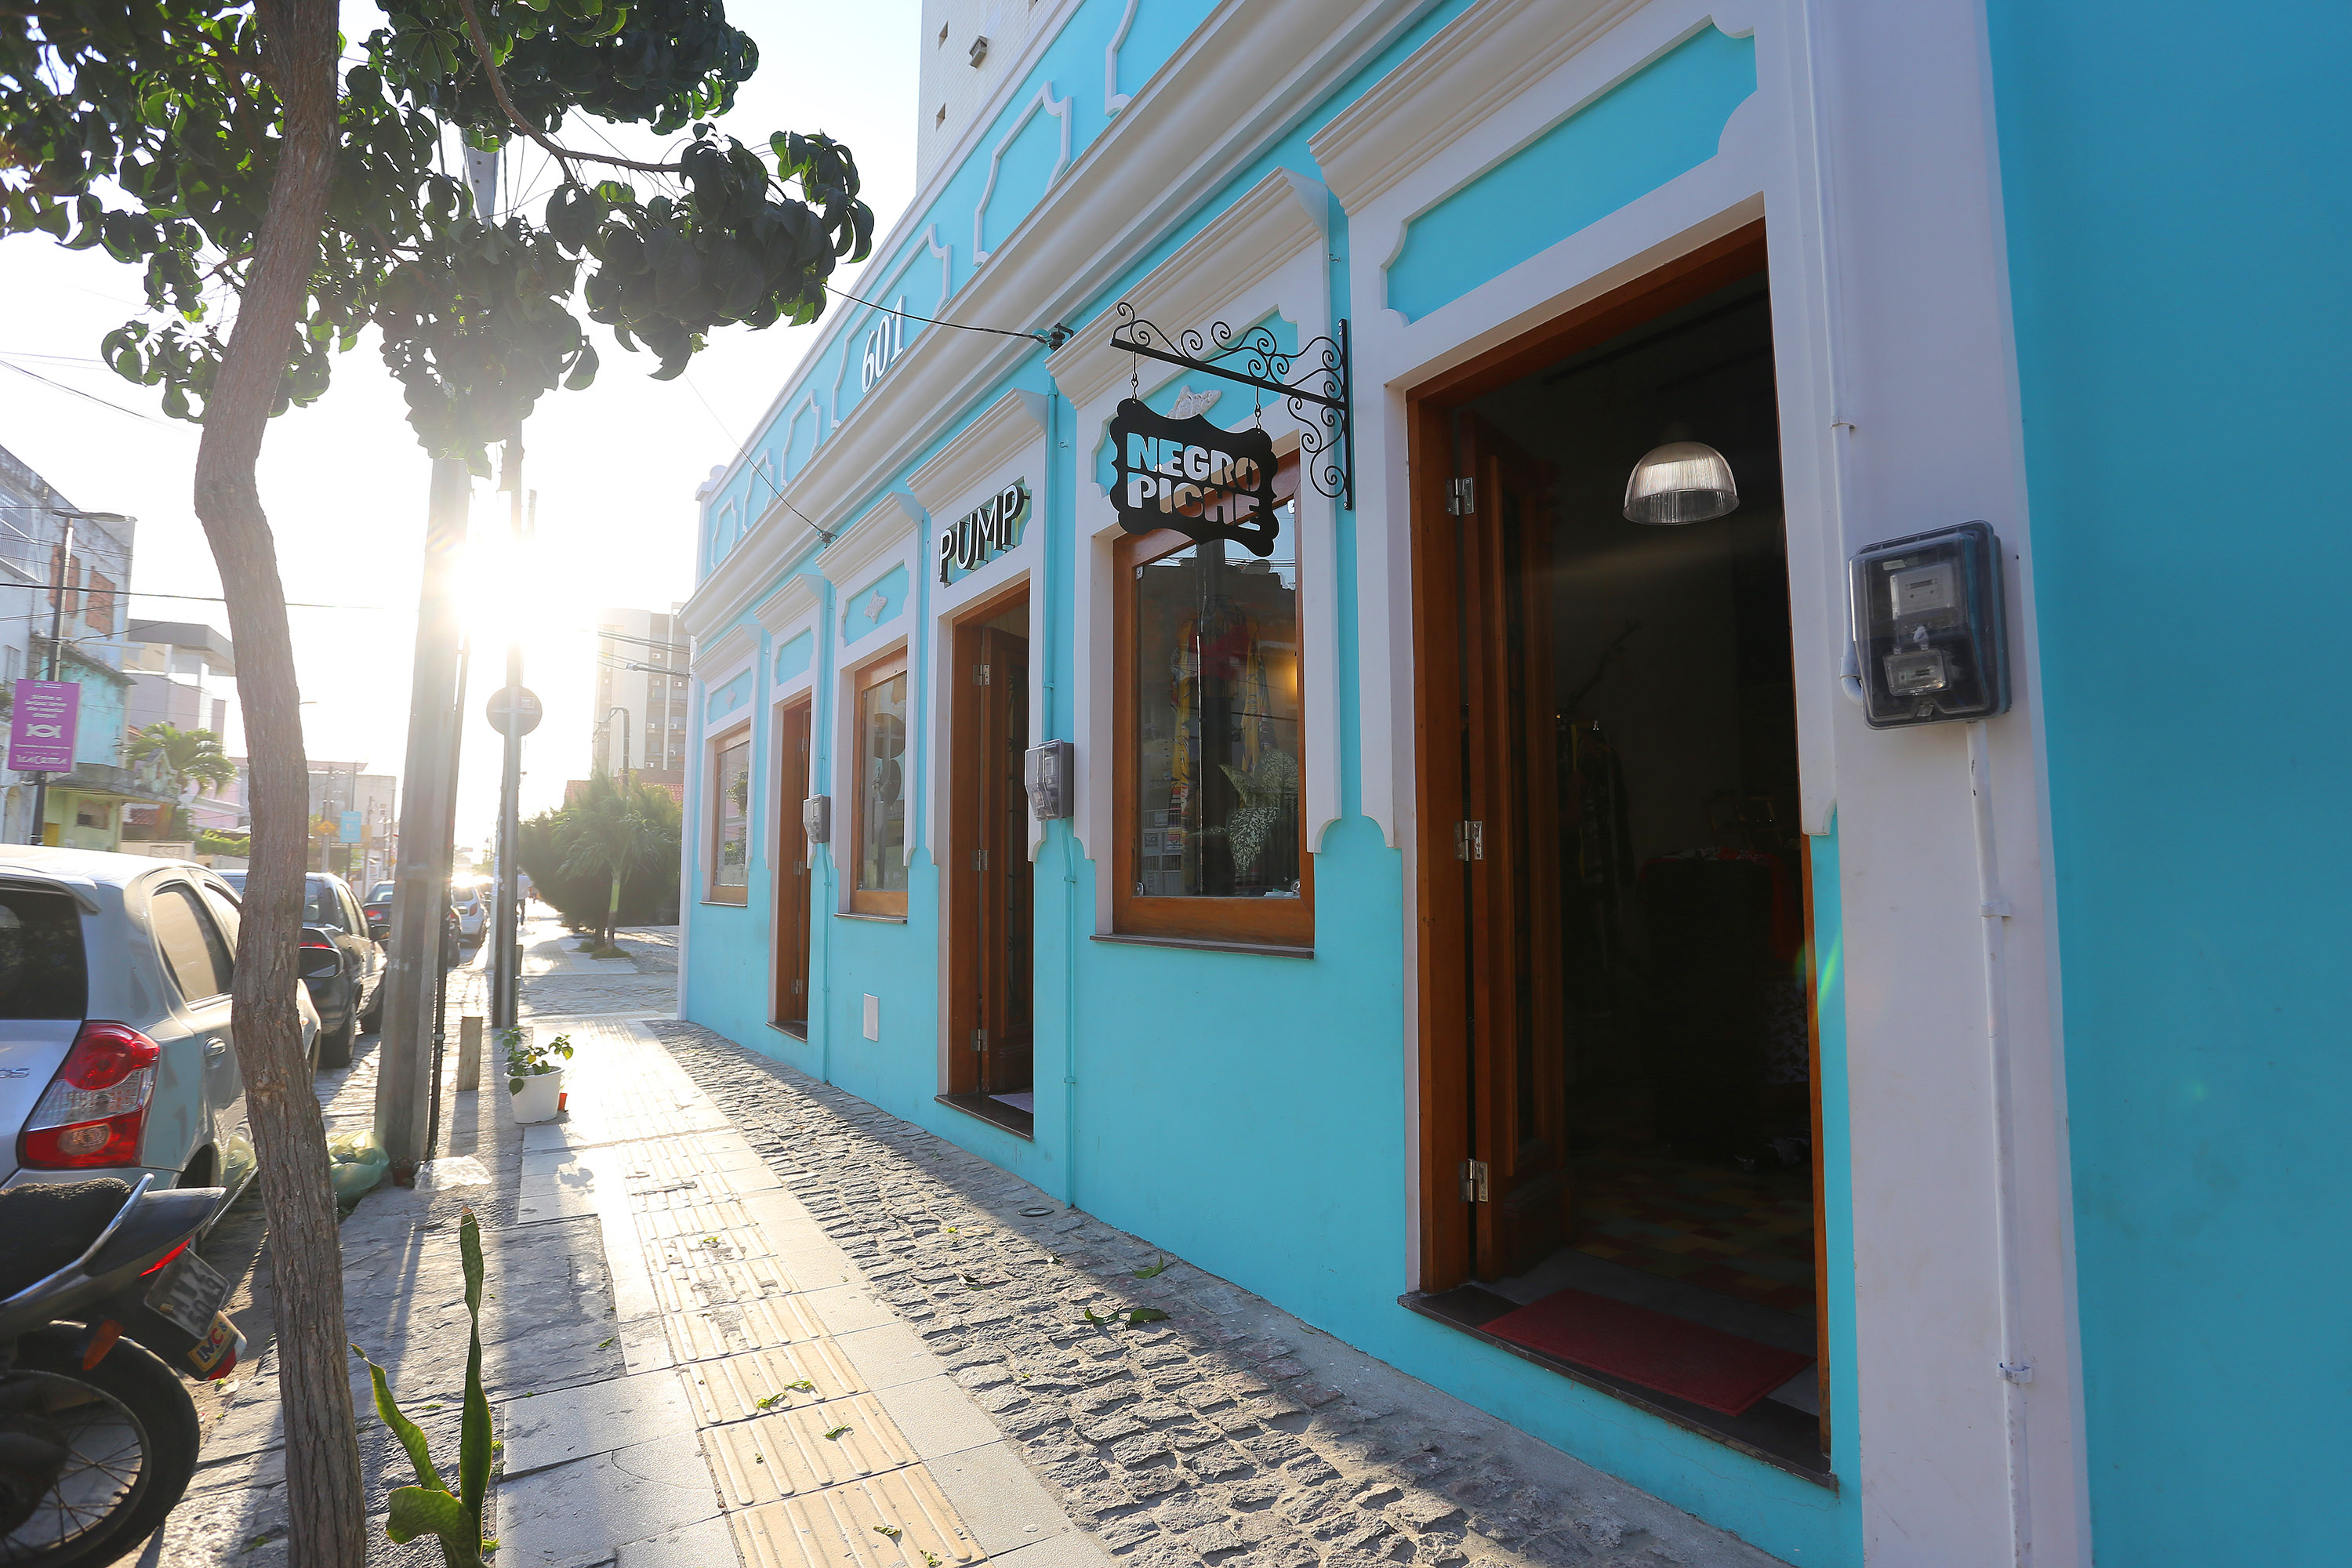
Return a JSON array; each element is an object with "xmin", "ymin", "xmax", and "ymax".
[{"xmin": 1482, "ymin": 1287, "xmax": 1812, "ymax": 1415}]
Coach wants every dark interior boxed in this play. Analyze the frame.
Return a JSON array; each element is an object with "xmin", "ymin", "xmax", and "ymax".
[{"xmin": 1409, "ymin": 274, "xmax": 1828, "ymax": 1476}]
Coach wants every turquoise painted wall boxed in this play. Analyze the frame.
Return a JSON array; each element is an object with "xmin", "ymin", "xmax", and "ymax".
[
  {"xmin": 1386, "ymin": 24, "xmax": 1755, "ymax": 321},
  {"xmin": 1987, "ymin": 2, "xmax": 2352, "ymax": 1560},
  {"xmin": 685, "ymin": 1, "xmax": 1860, "ymax": 1561}
]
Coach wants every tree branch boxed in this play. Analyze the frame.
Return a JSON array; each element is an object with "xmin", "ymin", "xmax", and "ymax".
[{"xmin": 452, "ymin": 0, "xmax": 685, "ymax": 181}]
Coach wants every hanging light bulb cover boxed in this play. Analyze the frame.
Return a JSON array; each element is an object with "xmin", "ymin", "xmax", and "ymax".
[{"xmin": 1622, "ymin": 441, "xmax": 1739, "ymax": 525}]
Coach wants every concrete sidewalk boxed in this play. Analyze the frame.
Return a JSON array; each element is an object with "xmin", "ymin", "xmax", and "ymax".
[
  {"xmin": 497, "ymin": 1018, "xmax": 1098, "ymax": 1568},
  {"xmin": 147, "ymin": 919, "xmax": 1784, "ymax": 1568}
]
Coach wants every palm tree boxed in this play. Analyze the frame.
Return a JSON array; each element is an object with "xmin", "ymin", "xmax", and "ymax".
[
  {"xmin": 127, "ymin": 722, "xmax": 238, "ymax": 839},
  {"xmin": 556, "ymin": 775, "xmax": 676, "ymax": 946}
]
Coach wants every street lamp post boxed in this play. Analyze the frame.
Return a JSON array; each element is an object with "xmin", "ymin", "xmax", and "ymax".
[{"xmin": 27, "ymin": 506, "xmax": 135, "ymax": 845}]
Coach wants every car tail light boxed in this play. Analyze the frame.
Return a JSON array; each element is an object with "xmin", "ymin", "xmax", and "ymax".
[{"xmin": 20, "ymin": 1021, "xmax": 161, "ymax": 1169}]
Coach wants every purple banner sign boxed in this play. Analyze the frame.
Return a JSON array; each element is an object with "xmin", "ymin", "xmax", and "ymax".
[{"xmin": 9, "ymin": 681, "xmax": 79, "ymax": 773}]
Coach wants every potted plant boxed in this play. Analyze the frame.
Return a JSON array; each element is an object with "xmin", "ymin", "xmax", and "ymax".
[{"xmin": 503, "ymin": 1028, "xmax": 573, "ymax": 1123}]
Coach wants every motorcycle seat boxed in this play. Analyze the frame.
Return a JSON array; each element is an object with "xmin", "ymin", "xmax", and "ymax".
[{"xmin": 0, "ymin": 1178, "xmax": 133, "ymax": 1300}]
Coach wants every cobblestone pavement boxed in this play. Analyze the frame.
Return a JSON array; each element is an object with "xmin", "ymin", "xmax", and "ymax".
[{"xmin": 655, "ymin": 1022, "xmax": 1786, "ymax": 1568}]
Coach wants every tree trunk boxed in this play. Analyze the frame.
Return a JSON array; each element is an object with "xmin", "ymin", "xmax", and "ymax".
[
  {"xmin": 606, "ymin": 871, "xmax": 621, "ymax": 946},
  {"xmin": 188, "ymin": 0, "xmax": 366, "ymax": 1561}
]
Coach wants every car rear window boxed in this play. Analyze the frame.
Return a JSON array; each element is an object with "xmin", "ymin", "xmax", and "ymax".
[{"xmin": 0, "ymin": 887, "xmax": 89, "ymax": 1019}]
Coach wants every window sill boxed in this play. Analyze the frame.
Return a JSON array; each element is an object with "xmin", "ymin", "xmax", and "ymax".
[
  {"xmin": 935, "ymin": 1092, "xmax": 1035, "ymax": 1140},
  {"xmin": 1090, "ymin": 932, "xmax": 1312, "ymax": 960},
  {"xmin": 835, "ymin": 912, "xmax": 909, "ymax": 924},
  {"xmin": 701, "ymin": 897, "xmax": 749, "ymax": 908},
  {"xmin": 768, "ymin": 1020, "xmax": 808, "ymax": 1040}
]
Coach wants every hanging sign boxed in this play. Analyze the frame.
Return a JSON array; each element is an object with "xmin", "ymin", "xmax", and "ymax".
[
  {"xmin": 1108, "ymin": 398, "xmax": 1280, "ymax": 557},
  {"xmin": 7, "ymin": 680, "xmax": 79, "ymax": 772},
  {"xmin": 937, "ymin": 481, "xmax": 1029, "ymax": 583}
]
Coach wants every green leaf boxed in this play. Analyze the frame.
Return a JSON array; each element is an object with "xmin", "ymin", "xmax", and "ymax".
[
  {"xmin": 459, "ymin": 1211, "xmax": 493, "ymax": 1518},
  {"xmin": 1126, "ymin": 1308, "xmax": 1171, "ymax": 1324},
  {"xmin": 1131, "ymin": 1256, "xmax": 1168, "ymax": 1278},
  {"xmin": 356, "ymin": 1345, "xmax": 445, "ymax": 1493},
  {"xmin": 386, "ymin": 1485, "xmax": 474, "ymax": 1548}
]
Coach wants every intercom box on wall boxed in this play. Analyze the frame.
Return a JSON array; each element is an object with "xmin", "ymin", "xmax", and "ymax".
[
  {"xmin": 1849, "ymin": 521, "xmax": 2011, "ymax": 728},
  {"xmin": 801, "ymin": 795, "xmax": 831, "ymax": 844},
  {"xmin": 1024, "ymin": 740, "xmax": 1073, "ymax": 820}
]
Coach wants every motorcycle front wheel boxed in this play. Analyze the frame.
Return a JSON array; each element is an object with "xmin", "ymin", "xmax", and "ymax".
[{"xmin": 0, "ymin": 1330, "xmax": 199, "ymax": 1567}]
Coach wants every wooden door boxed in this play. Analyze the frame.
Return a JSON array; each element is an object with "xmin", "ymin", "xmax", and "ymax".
[
  {"xmin": 1455, "ymin": 415, "xmax": 1571, "ymax": 1279},
  {"xmin": 978, "ymin": 627, "xmax": 1033, "ymax": 1091},
  {"xmin": 773, "ymin": 700, "xmax": 813, "ymax": 1032},
  {"xmin": 949, "ymin": 600, "xmax": 1033, "ymax": 1101}
]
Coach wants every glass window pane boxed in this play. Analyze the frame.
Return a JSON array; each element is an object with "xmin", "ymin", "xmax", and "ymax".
[
  {"xmin": 713, "ymin": 737, "xmax": 751, "ymax": 892},
  {"xmin": 152, "ymin": 883, "xmax": 234, "ymax": 1000},
  {"xmin": 857, "ymin": 670, "xmax": 909, "ymax": 892},
  {"xmin": 1134, "ymin": 513, "xmax": 1302, "ymax": 898},
  {"xmin": 0, "ymin": 888, "xmax": 87, "ymax": 1019}
]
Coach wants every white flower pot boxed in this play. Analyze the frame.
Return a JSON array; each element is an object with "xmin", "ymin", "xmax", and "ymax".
[{"xmin": 508, "ymin": 1069, "xmax": 564, "ymax": 1124}]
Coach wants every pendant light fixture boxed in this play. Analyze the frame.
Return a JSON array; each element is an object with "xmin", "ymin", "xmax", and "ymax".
[{"xmin": 1622, "ymin": 440, "xmax": 1739, "ymax": 525}]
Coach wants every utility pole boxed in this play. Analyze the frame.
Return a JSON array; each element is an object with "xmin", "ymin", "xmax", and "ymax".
[
  {"xmin": 488, "ymin": 491, "xmax": 532, "ymax": 1031},
  {"xmin": 380, "ymin": 144, "xmax": 510, "ymax": 1176},
  {"xmin": 376, "ymin": 459, "xmax": 469, "ymax": 1177}
]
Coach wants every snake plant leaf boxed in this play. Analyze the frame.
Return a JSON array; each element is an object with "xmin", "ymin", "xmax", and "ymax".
[
  {"xmin": 385, "ymin": 1484, "xmax": 475, "ymax": 1550},
  {"xmin": 458, "ymin": 1210, "xmax": 493, "ymax": 1519},
  {"xmin": 356, "ymin": 1345, "xmax": 444, "ymax": 1493}
]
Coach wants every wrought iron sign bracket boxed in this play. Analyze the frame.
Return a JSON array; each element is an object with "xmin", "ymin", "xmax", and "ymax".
[{"xmin": 1107, "ymin": 303, "xmax": 1353, "ymax": 509}]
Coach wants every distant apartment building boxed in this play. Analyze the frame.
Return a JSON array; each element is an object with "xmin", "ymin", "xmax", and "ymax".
[
  {"xmin": 0, "ymin": 440, "xmax": 164, "ymax": 848},
  {"xmin": 121, "ymin": 619, "xmax": 241, "ymax": 838},
  {"xmin": 590, "ymin": 604, "xmax": 689, "ymax": 793}
]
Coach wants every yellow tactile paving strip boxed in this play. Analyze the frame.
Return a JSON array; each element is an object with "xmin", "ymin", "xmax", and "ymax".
[
  {"xmin": 555, "ymin": 1019, "xmax": 995, "ymax": 1568},
  {"xmin": 702, "ymin": 1393, "xmax": 920, "ymax": 1504},
  {"xmin": 731, "ymin": 1466, "xmax": 985, "ymax": 1568},
  {"xmin": 682, "ymin": 1341, "xmax": 868, "ymax": 1425}
]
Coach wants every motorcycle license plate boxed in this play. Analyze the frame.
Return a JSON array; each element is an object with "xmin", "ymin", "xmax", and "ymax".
[
  {"xmin": 185, "ymin": 1311, "xmax": 245, "ymax": 1379},
  {"xmin": 145, "ymin": 1247, "xmax": 230, "ymax": 1337}
]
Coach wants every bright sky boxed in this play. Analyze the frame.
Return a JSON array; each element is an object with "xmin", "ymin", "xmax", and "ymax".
[{"xmin": 0, "ymin": 0, "xmax": 916, "ymax": 849}]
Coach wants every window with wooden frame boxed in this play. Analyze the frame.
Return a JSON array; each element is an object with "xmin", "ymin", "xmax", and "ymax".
[
  {"xmin": 1113, "ymin": 456, "xmax": 1311, "ymax": 947},
  {"xmin": 706, "ymin": 727, "xmax": 752, "ymax": 906},
  {"xmin": 849, "ymin": 651, "xmax": 910, "ymax": 916}
]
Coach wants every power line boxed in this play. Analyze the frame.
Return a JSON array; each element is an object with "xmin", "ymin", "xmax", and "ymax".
[
  {"xmin": 0, "ymin": 356, "xmax": 162, "ymax": 424},
  {"xmin": 822, "ymin": 282, "xmax": 1065, "ymax": 349}
]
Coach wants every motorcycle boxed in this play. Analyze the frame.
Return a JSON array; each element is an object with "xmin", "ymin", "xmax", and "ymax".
[{"xmin": 0, "ymin": 1174, "xmax": 245, "ymax": 1567}]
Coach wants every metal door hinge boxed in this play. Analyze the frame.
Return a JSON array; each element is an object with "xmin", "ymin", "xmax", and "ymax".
[
  {"xmin": 1460, "ymin": 1159, "xmax": 1490, "ymax": 1203},
  {"xmin": 973, "ymin": 848, "xmax": 989, "ymax": 872},
  {"xmin": 791, "ymin": 978, "xmax": 804, "ymax": 996},
  {"xmin": 975, "ymin": 662, "xmax": 992, "ymax": 685},
  {"xmin": 971, "ymin": 1028, "xmax": 988, "ymax": 1053},
  {"xmin": 1456, "ymin": 821, "xmax": 1484, "ymax": 860},
  {"xmin": 1446, "ymin": 477, "xmax": 1475, "ymax": 515}
]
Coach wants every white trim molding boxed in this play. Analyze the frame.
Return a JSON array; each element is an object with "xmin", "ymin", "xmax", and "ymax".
[
  {"xmin": 907, "ymin": 389, "xmax": 1049, "ymax": 520},
  {"xmin": 1104, "ymin": 0, "xmax": 1142, "ymax": 115},
  {"xmin": 690, "ymin": 622, "xmax": 758, "ymax": 685},
  {"xmin": 973, "ymin": 82, "xmax": 1073, "ymax": 265}
]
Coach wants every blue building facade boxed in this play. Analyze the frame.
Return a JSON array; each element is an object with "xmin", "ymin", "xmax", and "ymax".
[{"xmin": 677, "ymin": 2, "xmax": 2348, "ymax": 1561}]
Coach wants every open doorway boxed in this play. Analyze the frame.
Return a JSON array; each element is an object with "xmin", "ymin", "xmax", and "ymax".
[
  {"xmin": 940, "ymin": 590, "xmax": 1034, "ymax": 1135},
  {"xmin": 772, "ymin": 698, "xmax": 813, "ymax": 1035},
  {"xmin": 1406, "ymin": 229, "xmax": 1830, "ymax": 1478}
]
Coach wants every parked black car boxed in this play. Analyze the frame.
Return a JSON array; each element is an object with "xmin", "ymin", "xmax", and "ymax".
[{"xmin": 216, "ymin": 871, "xmax": 384, "ymax": 1067}]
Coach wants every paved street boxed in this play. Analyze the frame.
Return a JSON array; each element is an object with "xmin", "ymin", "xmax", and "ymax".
[{"xmin": 147, "ymin": 915, "xmax": 1779, "ymax": 1568}]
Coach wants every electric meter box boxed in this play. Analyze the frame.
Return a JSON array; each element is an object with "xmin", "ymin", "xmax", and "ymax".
[
  {"xmin": 1024, "ymin": 739, "xmax": 1073, "ymax": 821},
  {"xmin": 1849, "ymin": 521, "xmax": 2010, "ymax": 728},
  {"xmin": 801, "ymin": 795, "xmax": 831, "ymax": 844}
]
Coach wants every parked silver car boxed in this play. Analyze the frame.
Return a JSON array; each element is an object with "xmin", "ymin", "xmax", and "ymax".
[{"xmin": 0, "ymin": 847, "xmax": 318, "ymax": 1205}]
